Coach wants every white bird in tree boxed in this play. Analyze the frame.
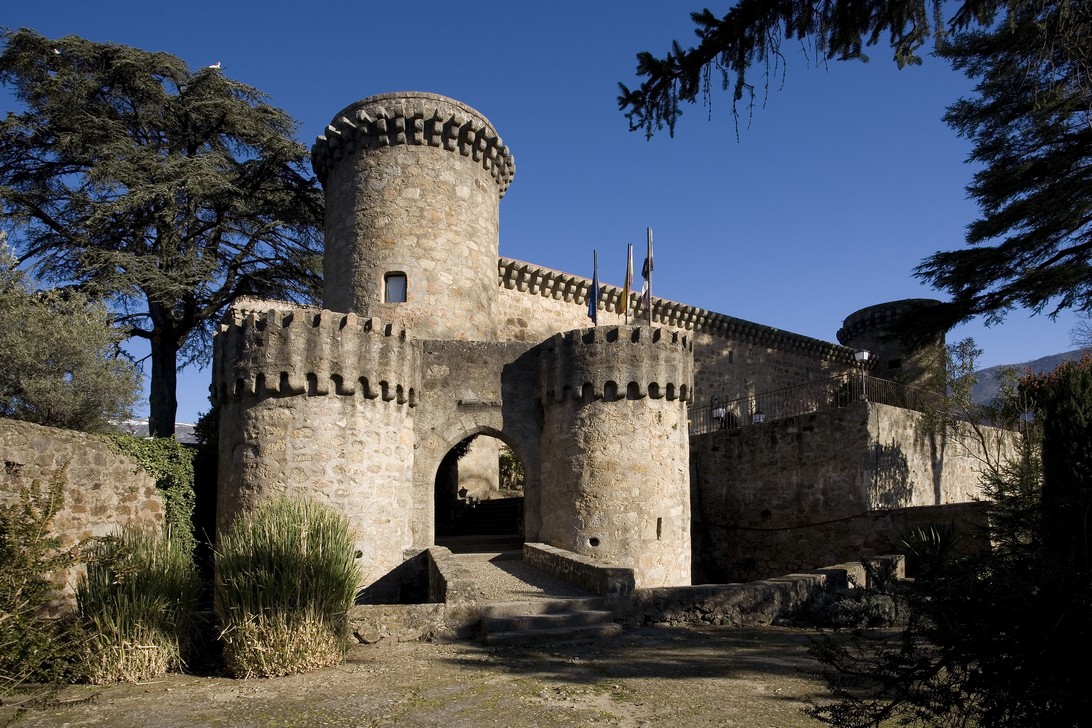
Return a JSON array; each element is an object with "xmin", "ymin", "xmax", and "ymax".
[{"xmin": 207, "ymin": 61, "xmax": 221, "ymax": 69}]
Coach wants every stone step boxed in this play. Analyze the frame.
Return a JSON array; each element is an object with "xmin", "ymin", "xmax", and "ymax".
[
  {"xmin": 480, "ymin": 597, "xmax": 607, "ymax": 619},
  {"xmin": 482, "ymin": 608, "xmax": 617, "ymax": 634},
  {"xmin": 481, "ymin": 622, "xmax": 623, "ymax": 647}
]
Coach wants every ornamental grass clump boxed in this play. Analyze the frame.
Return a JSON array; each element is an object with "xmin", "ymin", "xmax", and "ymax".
[
  {"xmin": 214, "ymin": 497, "xmax": 361, "ymax": 678},
  {"xmin": 74, "ymin": 525, "xmax": 200, "ymax": 684}
]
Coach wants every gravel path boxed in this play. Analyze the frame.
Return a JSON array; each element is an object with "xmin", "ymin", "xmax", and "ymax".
[{"xmin": 454, "ymin": 553, "xmax": 595, "ymax": 602}]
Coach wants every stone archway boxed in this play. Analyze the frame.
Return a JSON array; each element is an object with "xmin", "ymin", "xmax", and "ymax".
[{"xmin": 433, "ymin": 429, "xmax": 527, "ymax": 553}]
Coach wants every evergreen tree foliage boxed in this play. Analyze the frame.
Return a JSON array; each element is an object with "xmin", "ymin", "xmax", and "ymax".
[
  {"xmin": 0, "ymin": 29, "xmax": 323, "ymax": 437},
  {"xmin": 618, "ymin": 2, "xmax": 1091, "ymax": 336},
  {"xmin": 0, "ymin": 239, "xmax": 140, "ymax": 433},
  {"xmin": 914, "ymin": 5, "xmax": 1092, "ymax": 335}
]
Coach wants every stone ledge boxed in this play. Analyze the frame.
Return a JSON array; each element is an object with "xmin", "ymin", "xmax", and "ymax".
[{"xmin": 523, "ymin": 542, "xmax": 636, "ymax": 602}]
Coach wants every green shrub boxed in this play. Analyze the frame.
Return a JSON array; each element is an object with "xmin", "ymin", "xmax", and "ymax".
[
  {"xmin": 104, "ymin": 434, "xmax": 196, "ymax": 555},
  {"xmin": 215, "ymin": 497, "xmax": 361, "ymax": 678},
  {"xmin": 0, "ymin": 473, "xmax": 76, "ymax": 688},
  {"xmin": 74, "ymin": 525, "xmax": 200, "ymax": 684}
]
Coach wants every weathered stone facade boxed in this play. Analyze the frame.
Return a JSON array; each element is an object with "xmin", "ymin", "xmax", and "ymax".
[
  {"xmin": 0, "ymin": 419, "xmax": 166, "ymax": 615},
  {"xmin": 215, "ymin": 90, "xmax": 1000, "ymax": 594}
]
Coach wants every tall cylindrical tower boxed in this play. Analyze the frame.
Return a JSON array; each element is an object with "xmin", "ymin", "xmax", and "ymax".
[
  {"xmin": 213, "ymin": 302, "xmax": 421, "ymax": 589},
  {"xmin": 535, "ymin": 326, "xmax": 694, "ymax": 588},
  {"xmin": 837, "ymin": 299, "xmax": 946, "ymax": 390},
  {"xmin": 312, "ymin": 92, "xmax": 516, "ymax": 341}
]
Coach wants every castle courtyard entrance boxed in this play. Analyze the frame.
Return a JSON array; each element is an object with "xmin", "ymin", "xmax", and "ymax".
[{"xmin": 434, "ymin": 434, "xmax": 524, "ymax": 552}]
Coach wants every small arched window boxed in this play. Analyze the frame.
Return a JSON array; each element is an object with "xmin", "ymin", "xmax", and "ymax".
[{"xmin": 384, "ymin": 272, "xmax": 407, "ymax": 303}]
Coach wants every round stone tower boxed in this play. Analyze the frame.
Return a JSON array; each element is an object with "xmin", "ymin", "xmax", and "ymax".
[
  {"xmin": 837, "ymin": 299, "xmax": 946, "ymax": 390},
  {"xmin": 213, "ymin": 303, "xmax": 421, "ymax": 588},
  {"xmin": 535, "ymin": 325, "xmax": 694, "ymax": 589},
  {"xmin": 312, "ymin": 92, "xmax": 516, "ymax": 341}
]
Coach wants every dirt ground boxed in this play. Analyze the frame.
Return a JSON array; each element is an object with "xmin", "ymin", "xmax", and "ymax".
[{"xmin": 3, "ymin": 625, "xmax": 833, "ymax": 728}]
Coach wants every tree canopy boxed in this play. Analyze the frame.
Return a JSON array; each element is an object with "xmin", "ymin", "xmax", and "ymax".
[
  {"xmin": 618, "ymin": 1, "xmax": 1091, "ymax": 340},
  {"xmin": 0, "ymin": 29, "xmax": 323, "ymax": 436},
  {"xmin": 0, "ymin": 237, "xmax": 140, "ymax": 432}
]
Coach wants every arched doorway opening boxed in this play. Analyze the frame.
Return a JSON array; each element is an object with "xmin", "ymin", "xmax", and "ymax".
[{"xmin": 434, "ymin": 433, "xmax": 525, "ymax": 552}]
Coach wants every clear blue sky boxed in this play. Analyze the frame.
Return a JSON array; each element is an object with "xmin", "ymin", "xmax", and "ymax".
[{"xmin": 3, "ymin": 1, "xmax": 1087, "ymax": 424}]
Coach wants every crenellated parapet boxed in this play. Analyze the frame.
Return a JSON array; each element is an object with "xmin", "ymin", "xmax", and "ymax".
[
  {"xmin": 499, "ymin": 257, "xmax": 855, "ymax": 364},
  {"xmin": 213, "ymin": 303, "xmax": 420, "ymax": 406},
  {"xmin": 535, "ymin": 325, "xmax": 694, "ymax": 405},
  {"xmin": 312, "ymin": 91, "xmax": 516, "ymax": 197}
]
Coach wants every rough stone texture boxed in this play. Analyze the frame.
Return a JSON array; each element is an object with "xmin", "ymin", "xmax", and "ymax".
[
  {"xmin": 690, "ymin": 402, "xmax": 1004, "ymax": 582},
  {"xmin": 315, "ymin": 92, "xmax": 511, "ymax": 341},
  {"xmin": 536, "ymin": 326, "xmax": 693, "ymax": 588},
  {"xmin": 457, "ymin": 435, "xmax": 500, "ymax": 499},
  {"xmin": 348, "ymin": 603, "xmax": 450, "ymax": 644},
  {"xmin": 523, "ymin": 543, "xmax": 636, "ymax": 600},
  {"xmin": 0, "ymin": 419, "xmax": 165, "ymax": 616},
  {"xmin": 214, "ymin": 304, "xmax": 419, "ymax": 587}
]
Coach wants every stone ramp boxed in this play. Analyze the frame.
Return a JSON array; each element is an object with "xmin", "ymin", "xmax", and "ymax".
[{"xmin": 454, "ymin": 552, "xmax": 622, "ymax": 645}]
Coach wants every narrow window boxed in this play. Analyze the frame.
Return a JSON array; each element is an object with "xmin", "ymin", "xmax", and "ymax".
[{"xmin": 384, "ymin": 272, "xmax": 407, "ymax": 303}]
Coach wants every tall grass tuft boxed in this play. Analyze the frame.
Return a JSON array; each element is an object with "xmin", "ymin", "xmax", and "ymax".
[
  {"xmin": 215, "ymin": 497, "xmax": 361, "ymax": 678},
  {"xmin": 74, "ymin": 525, "xmax": 200, "ymax": 684}
]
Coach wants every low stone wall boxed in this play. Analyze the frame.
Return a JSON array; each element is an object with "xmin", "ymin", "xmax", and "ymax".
[
  {"xmin": 348, "ymin": 603, "xmax": 449, "ymax": 644},
  {"xmin": 0, "ymin": 418, "xmax": 166, "ymax": 616},
  {"xmin": 523, "ymin": 542, "xmax": 636, "ymax": 600}
]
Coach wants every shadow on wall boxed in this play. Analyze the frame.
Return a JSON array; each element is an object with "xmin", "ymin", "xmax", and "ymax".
[{"xmin": 869, "ymin": 441, "xmax": 913, "ymax": 509}]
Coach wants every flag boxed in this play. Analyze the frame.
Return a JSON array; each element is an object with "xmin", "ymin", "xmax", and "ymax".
[
  {"xmin": 621, "ymin": 243, "xmax": 633, "ymax": 324},
  {"xmin": 587, "ymin": 249, "xmax": 600, "ymax": 324},
  {"xmin": 641, "ymin": 227, "xmax": 654, "ymax": 323}
]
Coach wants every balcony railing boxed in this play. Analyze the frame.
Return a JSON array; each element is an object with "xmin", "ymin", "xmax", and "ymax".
[{"xmin": 689, "ymin": 373, "xmax": 944, "ymax": 436}]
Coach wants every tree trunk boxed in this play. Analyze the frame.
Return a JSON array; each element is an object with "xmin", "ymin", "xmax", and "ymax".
[{"xmin": 148, "ymin": 333, "xmax": 179, "ymax": 438}]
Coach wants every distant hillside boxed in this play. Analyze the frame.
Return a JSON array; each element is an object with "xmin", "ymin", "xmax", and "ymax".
[{"xmin": 973, "ymin": 348, "xmax": 1092, "ymax": 405}]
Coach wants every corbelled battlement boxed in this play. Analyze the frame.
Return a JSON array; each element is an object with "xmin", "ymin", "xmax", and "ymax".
[
  {"xmin": 213, "ymin": 304, "xmax": 420, "ymax": 405},
  {"xmin": 312, "ymin": 91, "xmax": 516, "ymax": 196},
  {"xmin": 535, "ymin": 325, "xmax": 694, "ymax": 405},
  {"xmin": 499, "ymin": 257, "xmax": 856, "ymax": 364}
]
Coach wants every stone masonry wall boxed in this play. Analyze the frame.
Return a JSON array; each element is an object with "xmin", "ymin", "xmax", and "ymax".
[
  {"xmin": 315, "ymin": 92, "xmax": 514, "ymax": 341},
  {"xmin": 536, "ymin": 326, "xmax": 693, "ymax": 588},
  {"xmin": 0, "ymin": 418, "xmax": 166, "ymax": 616},
  {"xmin": 214, "ymin": 304, "xmax": 420, "ymax": 589},
  {"xmin": 494, "ymin": 257, "xmax": 857, "ymax": 407},
  {"xmin": 690, "ymin": 402, "xmax": 1005, "ymax": 582}
]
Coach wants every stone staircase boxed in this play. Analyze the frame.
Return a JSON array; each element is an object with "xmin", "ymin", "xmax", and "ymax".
[
  {"xmin": 479, "ymin": 596, "xmax": 623, "ymax": 646},
  {"xmin": 453, "ymin": 551, "xmax": 622, "ymax": 646}
]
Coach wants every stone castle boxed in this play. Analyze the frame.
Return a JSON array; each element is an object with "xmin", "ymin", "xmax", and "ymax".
[{"xmin": 213, "ymin": 92, "xmax": 994, "ymax": 597}]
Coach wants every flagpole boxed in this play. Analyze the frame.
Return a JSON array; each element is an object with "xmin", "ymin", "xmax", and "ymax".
[
  {"xmin": 644, "ymin": 227, "xmax": 654, "ymax": 325},
  {"xmin": 623, "ymin": 243, "xmax": 633, "ymax": 325},
  {"xmin": 588, "ymin": 249, "xmax": 600, "ymax": 325}
]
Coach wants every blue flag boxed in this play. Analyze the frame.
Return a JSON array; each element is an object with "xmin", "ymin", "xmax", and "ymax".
[{"xmin": 588, "ymin": 249, "xmax": 600, "ymax": 324}]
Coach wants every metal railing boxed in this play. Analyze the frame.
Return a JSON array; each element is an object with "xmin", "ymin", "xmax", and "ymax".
[{"xmin": 689, "ymin": 373, "xmax": 944, "ymax": 436}]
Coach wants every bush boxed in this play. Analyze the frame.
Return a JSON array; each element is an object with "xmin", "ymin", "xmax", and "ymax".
[
  {"xmin": 214, "ymin": 497, "xmax": 361, "ymax": 678},
  {"xmin": 0, "ymin": 473, "xmax": 76, "ymax": 688},
  {"xmin": 73, "ymin": 525, "xmax": 200, "ymax": 684}
]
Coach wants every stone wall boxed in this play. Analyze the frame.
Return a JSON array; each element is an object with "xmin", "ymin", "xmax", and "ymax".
[
  {"xmin": 0, "ymin": 418, "xmax": 166, "ymax": 616},
  {"xmin": 494, "ymin": 257, "xmax": 857, "ymax": 408},
  {"xmin": 690, "ymin": 402, "xmax": 1003, "ymax": 582},
  {"xmin": 536, "ymin": 326, "xmax": 693, "ymax": 588},
  {"xmin": 214, "ymin": 305, "xmax": 419, "ymax": 590},
  {"xmin": 315, "ymin": 92, "xmax": 514, "ymax": 341}
]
